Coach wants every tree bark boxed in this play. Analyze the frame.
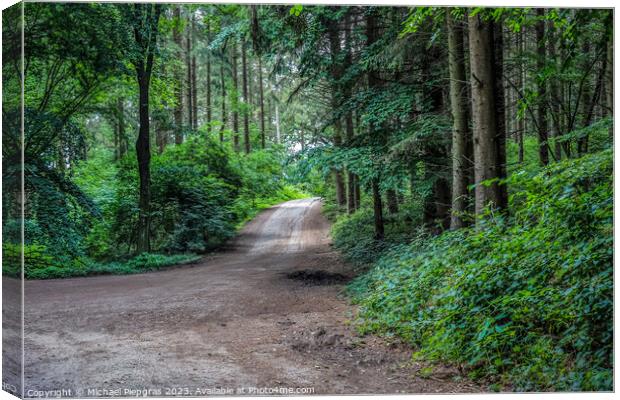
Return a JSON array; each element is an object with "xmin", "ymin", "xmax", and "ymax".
[
  {"xmin": 133, "ymin": 4, "xmax": 162, "ymax": 254},
  {"xmin": 242, "ymin": 40, "xmax": 251, "ymax": 153},
  {"xmin": 366, "ymin": 10, "xmax": 384, "ymax": 239},
  {"xmin": 274, "ymin": 102, "xmax": 281, "ymax": 144},
  {"xmin": 447, "ymin": 11, "xmax": 471, "ymax": 229},
  {"xmin": 191, "ymin": 15, "xmax": 198, "ymax": 130},
  {"xmin": 186, "ymin": 16, "xmax": 193, "ymax": 131},
  {"xmin": 468, "ymin": 12, "xmax": 503, "ymax": 218},
  {"xmin": 372, "ymin": 180, "xmax": 384, "ymax": 240},
  {"xmin": 606, "ymin": 31, "xmax": 613, "ymax": 139},
  {"xmin": 258, "ymin": 56, "xmax": 266, "ymax": 148},
  {"xmin": 219, "ymin": 52, "xmax": 227, "ymax": 143},
  {"xmin": 492, "ymin": 19, "xmax": 508, "ymax": 209},
  {"xmin": 206, "ymin": 21, "xmax": 212, "ymax": 136},
  {"xmin": 386, "ymin": 190, "xmax": 399, "ymax": 214},
  {"xmin": 548, "ymin": 23, "xmax": 563, "ymax": 160},
  {"xmin": 328, "ymin": 21, "xmax": 347, "ymax": 209},
  {"xmin": 344, "ymin": 12, "xmax": 357, "ymax": 214},
  {"xmin": 231, "ymin": 41, "xmax": 240, "ymax": 151},
  {"xmin": 536, "ymin": 8, "xmax": 549, "ymax": 165},
  {"xmin": 173, "ymin": 6, "xmax": 183, "ymax": 144},
  {"xmin": 117, "ymin": 98, "xmax": 127, "ymax": 159}
]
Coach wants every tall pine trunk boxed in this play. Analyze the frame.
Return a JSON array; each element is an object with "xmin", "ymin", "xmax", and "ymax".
[
  {"xmin": 206, "ymin": 21, "xmax": 212, "ymax": 136},
  {"xmin": 447, "ymin": 11, "xmax": 471, "ymax": 229},
  {"xmin": 517, "ymin": 27, "xmax": 525, "ymax": 163},
  {"xmin": 328, "ymin": 22, "xmax": 347, "ymax": 209},
  {"xmin": 186, "ymin": 18, "xmax": 193, "ymax": 131},
  {"xmin": 536, "ymin": 8, "xmax": 549, "ymax": 165},
  {"xmin": 242, "ymin": 40, "xmax": 251, "ymax": 153},
  {"xmin": 469, "ymin": 13, "xmax": 503, "ymax": 218},
  {"xmin": 258, "ymin": 56, "xmax": 266, "ymax": 149},
  {"xmin": 173, "ymin": 6, "xmax": 183, "ymax": 144},
  {"xmin": 191, "ymin": 16, "xmax": 198, "ymax": 130},
  {"xmin": 231, "ymin": 41, "xmax": 240, "ymax": 151},
  {"xmin": 492, "ymin": 20, "xmax": 508, "ymax": 209},
  {"xmin": 366, "ymin": 10, "xmax": 384, "ymax": 239},
  {"xmin": 219, "ymin": 52, "xmax": 227, "ymax": 143},
  {"xmin": 344, "ymin": 12, "xmax": 358, "ymax": 214}
]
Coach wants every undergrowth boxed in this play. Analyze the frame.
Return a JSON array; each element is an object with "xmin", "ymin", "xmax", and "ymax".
[
  {"xmin": 338, "ymin": 149, "xmax": 612, "ymax": 391},
  {"xmin": 2, "ymin": 246, "xmax": 202, "ymax": 280}
]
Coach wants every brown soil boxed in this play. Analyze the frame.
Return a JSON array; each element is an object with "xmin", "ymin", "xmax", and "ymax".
[{"xmin": 18, "ymin": 198, "xmax": 480, "ymax": 396}]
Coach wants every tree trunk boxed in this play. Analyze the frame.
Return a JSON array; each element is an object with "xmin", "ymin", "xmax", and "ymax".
[
  {"xmin": 366, "ymin": 10, "xmax": 384, "ymax": 239},
  {"xmin": 345, "ymin": 111, "xmax": 356, "ymax": 214},
  {"xmin": 133, "ymin": 4, "xmax": 161, "ymax": 254},
  {"xmin": 328, "ymin": 21, "xmax": 347, "ymax": 209},
  {"xmin": 354, "ymin": 175, "xmax": 361, "ymax": 210},
  {"xmin": 274, "ymin": 102, "xmax": 281, "ymax": 143},
  {"xmin": 173, "ymin": 6, "xmax": 183, "ymax": 144},
  {"xmin": 258, "ymin": 56, "xmax": 266, "ymax": 149},
  {"xmin": 447, "ymin": 11, "xmax": 471, "ymax": 229},
  {"xmin": 186, "ymin": 18, "xmax": 193, "ymax": 131},
  {"xmin": 606, "ymin": 32, "xmax": 613, "ymax": 139},
  {"xmin": 344, "ymin": 11, "xmax": 357, "ymax": 214},
  {"xmin": 536, "ymin": 8, "xmax": 549, "ymax": 165},
  {"xmin": 582, "ymin": 33, "xmax": 610, "ymax": 152},
  {"xmin": 136, "ymin": 72, "xmax": 151, "ymax": 253},
  {"xmin": 231, "ymin": 42, "xmax": 240, "ymax": 151},
  {"xmin": 548, "ymin": 23, "xmax": 563, "ymax": 160},
  {"xmin": 386, "ymin": 190, "xmax": 399, "ymax": 214},
  {"xmin": 492, "ymin": 19, "xmax": 508, "ymax": 209},
  {"xmin": 517, "ymin": 27, "xmax": 525, "ymax": 163},
  {"xmin": 117, "ymin": 98, "xmax": 127, "ymax": 158},
  {"xmin": 468, "ymin": 13, "xmax": 503, "ymax": 218},
  {"xmin": 372, "ymin": 180, "xmax": 384, "ymax": 240},
  {"xmin": 242, "ymin": 40, "xmax": 251, "ymax": 153},
  {"xmin": 219, "ymin": 53, "xmax": 227, "ymax": 143},
  {"xmin": 206, "ymin": 21, "xmax": 212, "ymax": 136},
  {"xmin": 191, "ymin": 16, "xmax": 198, "ymax": 130}
]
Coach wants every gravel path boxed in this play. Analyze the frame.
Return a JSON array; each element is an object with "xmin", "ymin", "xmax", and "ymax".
[{"xmin": 7, "ymin": 198, "xmax": 478, "ymax": 397}]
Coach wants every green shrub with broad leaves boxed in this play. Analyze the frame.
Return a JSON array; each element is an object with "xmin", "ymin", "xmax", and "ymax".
[{"xmin": 345, "ymin": 149, "xmax": 612, "ymax": 391}]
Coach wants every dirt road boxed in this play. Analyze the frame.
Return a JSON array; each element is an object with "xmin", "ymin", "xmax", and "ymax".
[{"xmin": 20, "ymin": 198, "xmax": 476, "ymax": 396}]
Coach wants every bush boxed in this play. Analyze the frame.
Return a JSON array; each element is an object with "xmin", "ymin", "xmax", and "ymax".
[
  {"xmin": 348, "ymin": 150, "xmax": 613, "ymax": 391},
  {"xmin": 332, "ymin": 202, "xmax": 423, "ymax": 267},
  {"xmin": 9, "ymin": 251, "xmax": 202, "ymax": 280},
  {"xmin": 71, "ymin": 135, "xmax": 306, "ymax": 260}
]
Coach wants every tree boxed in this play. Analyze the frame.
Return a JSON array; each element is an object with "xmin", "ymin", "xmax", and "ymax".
[
  {"xmin": 206, "ymin": 19, "xmax": 213, "ymax": 136},
  {"xmin": 173, "ymin": 5, "xmax": 184, "ymax": 144},
  {"xmin": 231, "ymin": 40, "xmax": 240, "ymax": 151},
  {"xmin": 468, "ymin": 11, "xmax": 503, "ymax": 217},
  {"xmin": 447, "ymin": 10, "xmax": 472, "ymax": 229},
  {"xmin": 327, "ymin": 19, "xmax": 347, "ymax": 209},
  {"xmin": 536, "ymin": 8, "xmax": 549, "ymax": 165},
  {"xmin": 126, "ymin": 3, "xmax": 163, "ymax": 253},
  {"xmin": 242, "ymin": 40, "xmax": 251, "ymax": 153},
  {"xmin": 366, "ymin": 9, "xmax": 384, "ymax": 240}
]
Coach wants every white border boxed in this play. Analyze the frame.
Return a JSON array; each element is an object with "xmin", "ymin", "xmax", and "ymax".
[{"xmin": 0, "ymin": 1, "xmax": 617, "ymax": 400}]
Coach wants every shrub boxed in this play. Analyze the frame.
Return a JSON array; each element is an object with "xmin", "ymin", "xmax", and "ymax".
[{"xmin": 348, "ymin": 150, "xmax": 613, "ymax": 391}]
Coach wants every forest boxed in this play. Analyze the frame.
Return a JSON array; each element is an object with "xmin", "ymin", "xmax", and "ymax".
[{"xmin": 1, "ymin": 2, "xmax": 613, "ymax": 392}]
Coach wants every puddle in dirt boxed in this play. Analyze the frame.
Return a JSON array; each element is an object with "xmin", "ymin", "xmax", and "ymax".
[{"xmin": 285, "ymin": 269, "xmax": 349, "ymax": 286}]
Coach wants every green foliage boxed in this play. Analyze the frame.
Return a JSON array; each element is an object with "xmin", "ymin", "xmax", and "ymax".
[
  {"xmin": 63, "ymin": 134, "xmax": 304, "ymax": 268},
  {"xmin": 345, "ymin": 150, "xmax": 612, "ymax": 391},
  {"xmin": 2, "ymin": 244, "xmax": 201, "ymax": 280},
  {"xmin": 332, "ymin": 203, "xmax": 423, "ymax": 267}
]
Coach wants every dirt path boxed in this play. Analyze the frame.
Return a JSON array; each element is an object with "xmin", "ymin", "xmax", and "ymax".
[{"xmin": 20, "ymin": 198, "xmax": 477, "ymax": 396}]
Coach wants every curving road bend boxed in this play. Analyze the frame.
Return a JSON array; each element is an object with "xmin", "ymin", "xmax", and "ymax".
[{"xmin": 10, "ymin": 198, "xmax": 476, "ymax": 396}]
